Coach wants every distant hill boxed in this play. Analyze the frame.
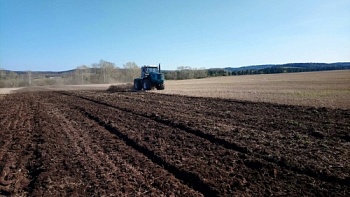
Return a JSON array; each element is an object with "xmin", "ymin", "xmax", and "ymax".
[
  {"xmin": 204, "ymin": 62, "xmax": 350, "ymax": 78},
  {"xmin": 2, "ymin": 62, "xmax": 350, "ymax": 83},
  {"xmin": 224, "ymin": 64, "xmax": 275, "ymax": 71},
  {"xmin": 2, "ymin": 62, "xmax": 349, "ymax": 76},
  {"xmin": 2, "ymin": 69, "xmax": 76, "ymax": 78},
  {"xmin": 224, "ymin": 62, "xmax": 350, "ymax": 72},
  {"xmin": 1, "ymin": 62, "xmax": 349, "ymax": 87}
]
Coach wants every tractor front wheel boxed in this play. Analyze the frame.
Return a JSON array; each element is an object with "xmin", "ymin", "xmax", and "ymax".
[
  {"xmin": 156, "ymin": 84, "xmax": 165, "ymax": 90},
  {"xmin": 142, "ymin": 79, "xmax": 151, "ymax": 90}
]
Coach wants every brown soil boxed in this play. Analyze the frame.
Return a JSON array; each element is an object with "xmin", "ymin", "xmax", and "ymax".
[
  {"xmin": 107, "ymin": 84, "xmax": 135, "ymax": 92},
  {"xmin": 0, "ymin": 90, "xmax": 349, "ymax": 196}
]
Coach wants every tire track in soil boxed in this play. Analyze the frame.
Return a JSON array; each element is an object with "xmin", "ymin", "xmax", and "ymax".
[
  {"xmin": 37, "ymin": 93, "xmax": 203, "ymax": 196},
  {"xmin": 49, "ymin": 109, "xmax": 126, "ymax": 195},
  {"xmin": 86, "ymin": 91, "xmax": 350, "ymax": 136},
  {"xmin": 137, "ymin": 94, "xmax": 350, "ymax": 183},
  {"xmin": 80, "ymin": 108, "xmax": 219, "ymax": 196},
  {"xmin": 48, "ymin": 105, "xmax": 201, "ymax": 196},
  {"xmin": 109, "ymin": 93, "xmax": 348, "ymax": 164},
  {"xmin": 24, "ymin": 99, "xmax": 118, "ymax": 196},
  {"xmin": 136, "ymin": 92, "xmax": 350, "ymax": 126},
  {"xmin": 51, "ymin": 93, "xmax": 259, "ymax": 196},
  {"xmin": 91, "ymin": 91, "xmax": 350, "ymax": 144},
  {"xmin": 54, "ymin": 91, "xmax": 347, "ymax": 196},
  {"xmin": 39, "ymin": 93, "xmax": 211, "ymax": 196},
  {"xmin": 2, "ymin": 91, "xmax": 349, "ymax": 196},
  {"xmin": 63, "ymin": 91, "xmax": 350, "ymax": 186},
  {"xmin": 135, "ymin": 93, "xmax": 350, "ymax": 181},
  {"xmin": 86, "ymin": 91, "xmax": 350, "ymax": 149}
]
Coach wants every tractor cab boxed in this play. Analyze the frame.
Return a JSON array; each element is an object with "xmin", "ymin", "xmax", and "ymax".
[{"xmin": 141, "ymin": 65, "xmax": 159, "ymax": 78}]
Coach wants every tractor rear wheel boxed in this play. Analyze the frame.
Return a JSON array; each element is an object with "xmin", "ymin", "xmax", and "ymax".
[
  {"xmin": 134, "ymin": 79, "xmax": 142, "ymax": 90},
  {"xmin": 142, "ymin": 79, "xmax": 151, "ymax": 90}
]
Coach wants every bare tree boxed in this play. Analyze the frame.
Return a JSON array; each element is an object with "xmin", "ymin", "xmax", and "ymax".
[
  {"xmin": 99, "ymin": 60, "xmax": 116, "ymax": 83},
  {"xmin": 90, "ymin": 63, "xmax": 100, "ymax": 83},
  {"xmin": 0, "ymin": 68, "xmax": 5, "ymax": 81},
  {"xmin": 177, "ymin": 66, "xmax": 194, "ymax": 80},
  {"xmin": 26, "ymin": 70, "xmax": 32, "ymax": 86},
  {"xmin": 0, "ymin": 68, "xmax": 5, "ymax": 88},
  {"xmin": 75, "ymin": 65, "xmax": 90, "ymax": 84},
  {"xmin": 8, "ymin": 71, "xmax": 19, "ymax": 87},
  {"xmin": 123, "ymin": 62, "xmax": 140, "ymax": 82},
  {"xmin": 193, "ymin": 67, "xmax": 208, "ymax": 79}
]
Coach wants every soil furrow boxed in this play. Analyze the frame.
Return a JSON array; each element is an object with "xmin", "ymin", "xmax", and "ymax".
[
  {"xmin": 80, "ymin": 91, "xmax": 350, "ymax": 140},
  {"xmin": 80, "ymin": 108, "xmax": 218, "ymax": 196},
  {"xmin": 53, "ymin": 91, "xmax": 347, "ymax": 196},
  {"xmin": 64, "ymin": 91, "xmax": 350, "ymax": 185},
  {"xmin": 1, "ymin": 90, "xmax": 349, "ymax": 196},
  {"xmin": 37, "ymin": 92, "xmax": 203, "ymax": 196},
  {"xmin": 0, "ymin": 94, "xmax": 36, "ymax": 195}
]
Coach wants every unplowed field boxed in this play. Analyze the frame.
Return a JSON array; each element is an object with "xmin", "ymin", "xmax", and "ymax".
[{"xmin": 0, "ymin": 90, "xmax": 349, "ymax": 196}]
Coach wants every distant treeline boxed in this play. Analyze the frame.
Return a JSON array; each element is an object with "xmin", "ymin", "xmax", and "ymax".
[
  {"xmin": 163, "ymin": 62, "xmax": 350, "ymax": 80},
  {"xmin": 163, "ymin": 66, "xmax": 208, "ymax": 80},
  {"xmin": 211, "ymin": 62, "xmax": 350, "ymax": 77},
  {"xmin": 1, "ymin": 62, "xmax": 349, "ymax": 87},
  {"xmin": 0, "ymin": 60, "xmax": 140, "ymax": 88}
]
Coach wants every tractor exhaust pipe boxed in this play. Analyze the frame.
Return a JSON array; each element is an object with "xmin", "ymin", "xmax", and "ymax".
[{"xmin": 159, "ymin": 63, "xmax": 161, "ymax": 72}]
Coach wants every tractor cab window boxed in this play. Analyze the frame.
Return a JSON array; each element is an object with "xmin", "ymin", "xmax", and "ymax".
[{"xmin": 147, "ymin": 67, "xmax": 158, "ymax": 73}]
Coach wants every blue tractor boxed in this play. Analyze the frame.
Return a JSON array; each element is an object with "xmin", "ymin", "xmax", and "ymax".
[{"xmin": 134, "ymin": 64, "xmax": 165, "ymax": 90}]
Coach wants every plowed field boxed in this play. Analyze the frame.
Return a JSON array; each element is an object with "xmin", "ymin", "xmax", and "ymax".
[{"xmin": 0, "ymin": 90, "xmax": 349, "ymax": 196}]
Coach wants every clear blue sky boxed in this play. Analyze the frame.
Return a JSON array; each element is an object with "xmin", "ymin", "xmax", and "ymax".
[{"xmin": 1, "ymin": 0, "xmax": 349, "ymax": 71}]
